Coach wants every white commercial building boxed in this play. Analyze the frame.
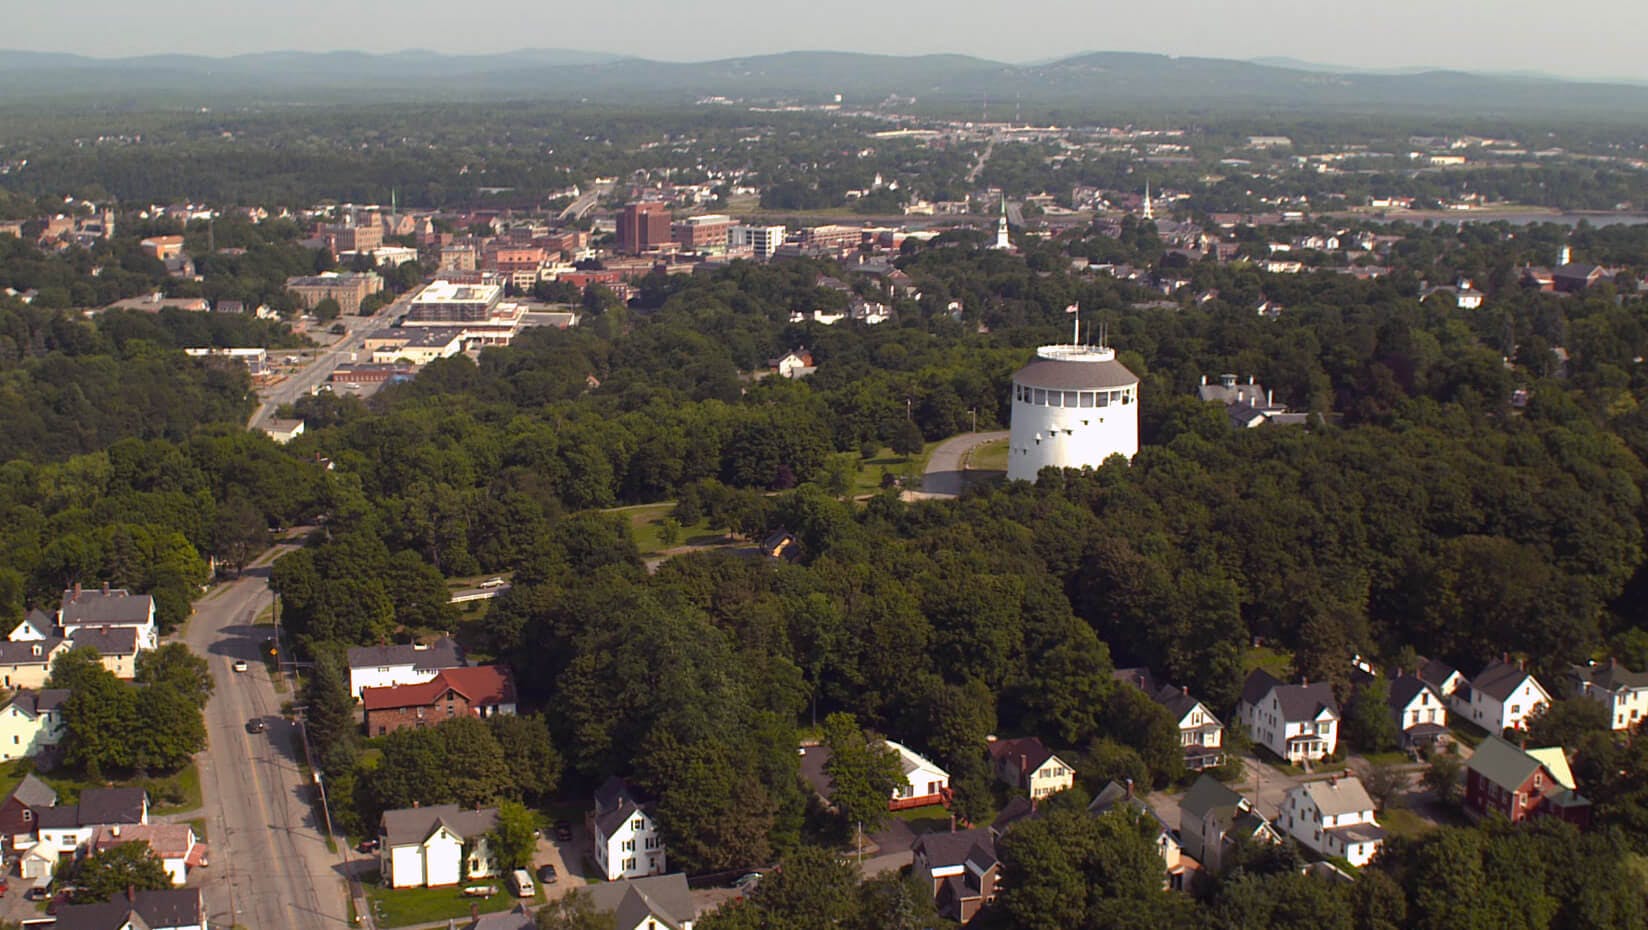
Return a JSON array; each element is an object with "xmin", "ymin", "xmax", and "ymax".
[
  {"xmin": 731, "ymin": 224, "xmax": 786, "ymax": 261},
  {"xmin": 1007, "ymin": 343, "xmax": 1139, "ymax": 482}
]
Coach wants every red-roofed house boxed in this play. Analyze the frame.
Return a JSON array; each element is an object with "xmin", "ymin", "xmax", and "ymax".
[{"xmin": 362, "ymin": 666, "xmax": 518, "ymax": 736}]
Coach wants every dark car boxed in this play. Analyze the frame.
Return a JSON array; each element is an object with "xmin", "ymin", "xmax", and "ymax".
[
  {"xmin": 535, "ymin": 864, "xmax": 558, "ymax": 884},
  {"xmin": 246, "ymin": 719, "xmax": 267, "ymax": 734},
  {"xmin": 357, "ymin": 838, "xmax": 380, "ymax": 854},
  {"xmin": 25, "ymin": 886, "xmax": 49, "ymax": 901},
  {"xmin": 553, "ymin": 820, "xmax": 573, "ymax": 842}
]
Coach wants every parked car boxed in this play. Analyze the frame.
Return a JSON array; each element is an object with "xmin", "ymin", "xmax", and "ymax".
[
  {"xmin": 232, "ymin": 659, "xmax": 249, "ymax": 672},
  {"xmin": 507, "ymin": 869, "xmax": 534, "ymax": 898},
  {"xmin": 553, "ymin": 820, "xmax": 573, "ymax": 842},
  {"xmin": 246, "ymin": 719, "xmax": 267, "ymax": 734},
  {"xmin": 535, "ymin": 864, "xmax": 558, "ymax": 884},
  {"xmin": 357, "ymin": 838, "xmax": 380, "ymax": 854},
  {"xmin": 25, "ymin": 886, "xmax": 49, "ymax": 901},
  {"xmin": 732, "ymin": 872, "xmax": 763, "ymax": 897}
]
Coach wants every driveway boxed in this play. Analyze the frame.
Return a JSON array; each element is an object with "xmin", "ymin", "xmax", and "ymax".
[
  {"xmin": 920, "ymin": 431, "xmax": 1009, "ymax": 498},
  {"xmin": 533, "ymin": 821, "xmax": 589, "ymax": 901}
]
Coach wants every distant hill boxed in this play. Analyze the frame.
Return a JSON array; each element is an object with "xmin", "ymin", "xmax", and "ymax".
[{"xmin": 1, "ymin": 47, "xmax": 1645, "ymax": 117}]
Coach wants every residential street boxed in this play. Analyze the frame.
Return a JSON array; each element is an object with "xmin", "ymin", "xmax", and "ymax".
[
  {"xmin": 249, "ymin": 299, "xmax": 403, "ymax": 429},
  {"xmin": 182, "ymin": 544, "xmax": 354, "ymax": 930}
]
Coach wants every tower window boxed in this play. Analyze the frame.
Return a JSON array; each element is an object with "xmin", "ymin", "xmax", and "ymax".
[{"xmin": 1080, "ymin": 392, "xmax": 1095, "ymax": 407}]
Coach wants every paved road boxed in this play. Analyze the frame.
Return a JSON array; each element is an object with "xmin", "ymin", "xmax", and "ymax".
[
  {"xmin": 557, "ymin": 179, "xmax": 613, "ymax": 221},
  {"xmin": 184, "ymin": 545, "xmax": 353, "ymax": 930},
  {"xmin": 249, "ymin": 299, "xmax": 402, "ymax": 428},
  {"xmin": 919, "ymin": 431, "xmax": 1010, "ymax": 498},
  {"xmin": 965, "ymin": 138, "xmax": 995, "ymax": 185}
]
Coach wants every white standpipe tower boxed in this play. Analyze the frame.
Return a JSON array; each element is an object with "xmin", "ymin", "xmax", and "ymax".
[{"xmin": 1007, "ymin": 321, "xmax": 1139, "ymax": 482}]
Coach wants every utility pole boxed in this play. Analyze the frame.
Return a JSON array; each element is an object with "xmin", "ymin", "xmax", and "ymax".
[{"xmin": 969, "ymin": 408, "xmax": 977, "ymax": 433}]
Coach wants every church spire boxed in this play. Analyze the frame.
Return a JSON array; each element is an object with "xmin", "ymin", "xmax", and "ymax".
[{"xmin": 1142, "ymin": 180, "xmax": 1154, "ymax": 220}]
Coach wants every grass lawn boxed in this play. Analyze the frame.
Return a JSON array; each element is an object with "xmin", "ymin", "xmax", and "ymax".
[
  {"xmin": 1447, "ymin": 720, "xmax": 1488, "ymax": 748},
  {"xmin": 1359, "ymin": 751, "xmax": 1411, "ymax": 767},
  {"xmin": 0, "ymin": 759, "xmax": 202, "ymax": 815},
  {"xmin": 187, "ymin": 817, "xmax": 208, "ymax": 841},
  {"xmin": 364, "ymin": 876, "xmax": 541, "ymax": 928},
  {"xmin": 851, "ymin": 441, "xmax": 947, "ymax": 497},
  {"xmin": 891, "ymin": 805, "xmax": 955, "ymax": 834},
  {"xmin": 1244, "ymin": 645, "xmax": 1294, "ymax": 677},
  {"xmin": 1379, "ymin": 807, "xmax": 1439, "ymax": 840},
  {"xmin": 606, "ymin": 502, "xmax": 724, "ymax": 556}
]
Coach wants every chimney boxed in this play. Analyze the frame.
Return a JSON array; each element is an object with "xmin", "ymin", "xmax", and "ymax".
[
  {"xmin": 412, "ymin": 801, "xmax": 419, "ymax": 809},
  {"xmin": 1249, "ymin": 375, "xmax": 1256, "ymax": 385},
  {"xmin": 471, "ymin": 903, "xmax": 480, "ymax": 923},
  {"xmin": 1302, "ymin": 675, "xmax": 1309, "ymax": 686},
  {"xmin": 72, "ymin": 582, "xmax": 81, "ymax": 598},
  {"xmin": 127, "ymin": 885, "xmax": 136, "ymax": 904},
  {"xmin": 1125, "ymin": 777, "xmax": 1134, "ymax": 800},
  {"xmin": 1503, "ymin": 652, "xmax": 1510, "ymax": 665},
  {"xmin": 1182, "ymin": 685, "xmax": 1189, "ymax": 695},
  {"xmin": 1267, "ymin": 389, "xmax": 1274, "ymax": 406}
]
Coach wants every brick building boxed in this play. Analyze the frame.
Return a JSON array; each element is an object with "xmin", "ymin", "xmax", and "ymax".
[
  {"xmin": 616, "ymin": 203, "xmax": 671, "ymax": 253},
  {"xmin": 286, "ymin": 272, "xmax": 384, "ymax": 315},
  {"xmin": 671, "ymin": 214, "xmax": 731, "ymax": 254},
  {"xmin": 361, "ymin": 666, "xmax": 517, "ymax": 736}
]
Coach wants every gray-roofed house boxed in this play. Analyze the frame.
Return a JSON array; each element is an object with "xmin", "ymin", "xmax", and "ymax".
[
  {"xmin": 460, "ymin": 904, "xmax": 535, "ymax": 930},
  {"xmin": 7, "ymin": 608, "xmax": 55, "ymax": 643},
  {"xmin": 67, "ymin": 626, "xmax": 140, "ymax": 679},
  {"xmin": 1178, "ymin": 774, "xmax": 1279, "ymax": 874},
  {"xmin": 1416, "ymin": 657, "xmax": 1467, "ymax": 704},
  {"xmin": 50, "ymin": 886, "xmax": 205, "ymax": 930},
  {"xmin": 0, "ymin": 688, "xmax": 70, "ymax": 761},
  {"xmin": 1196, "ymin": 373, "xmax": 1296, "ymax": 428},
  {"xmin": 986, "ymin": 736, "xmax": 1074, "ymax": 799},
  {"xmin": 0, "ymin": 772, "xmax": 57, "ymax": 847},
  {"xmin": 1279, "ymin": 775, "xmax": 1385, "ymax": 867},
  {"xmin": 589, "ymin": 777, "xmax": 665, "ymax": 881},
  {"xmin": 586, "ymin": 873, "xmax": 697, "ymax": 930},
  {"xmin": 1566, "ymin": 659, "xmax": 1648, "ymax": 731},
  {"xmin": 57, "ymin": 584, "xmax": 157, "ymax": 651},
  {"xmin": 1090, "ymin": 780, "xmax": 1188, "ymax": 889},
  {"xmin": 0, "ymin": 638, "xmax": 69, "ymax": 690},
  {"xmin": 36, "ymin": 787, "xmax": 148, "ymax": 854},
  {"xmin": 379, "ymin": 803, "xmax": 499, "ymax": 888},
  {"xmin": 1236, "ymin": 670, "xmax": 1340, "ymax": 764},
  {"xmin": 1386, "ymin": 673, "xmax": 1449, "ymax": 751},
  {"xmin": 911, "ymin": 827, "xmax": 999, "ymax": 924},
  {"xmin": 347, "ymin": 637, "xmax": 467, "ymax": 698},
  {"xmin": 1454, "ymin": 658, "xmax": 1549, "ymax": 733},
  {"xmin": 1115, "ymin": 668, "xmax": 1225, "ymax": 770}
]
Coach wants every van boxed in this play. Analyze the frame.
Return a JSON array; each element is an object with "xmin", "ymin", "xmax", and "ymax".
[{"xmin": 507, "ymin": 869, "xmax": 534, "ymax": 898}]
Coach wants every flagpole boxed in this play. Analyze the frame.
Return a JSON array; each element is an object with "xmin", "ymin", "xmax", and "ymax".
[{"xmin": 1072, "ymin": 303, "xmax": 1080, "ymax": 346}]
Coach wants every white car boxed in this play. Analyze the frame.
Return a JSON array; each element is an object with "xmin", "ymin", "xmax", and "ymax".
[{"xmin": 232, "ymin": 660, "xmax": 249, "ymax": 672}]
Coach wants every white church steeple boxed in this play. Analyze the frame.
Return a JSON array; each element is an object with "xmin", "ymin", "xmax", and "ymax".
[
  {"xmin": 1142, "ymin": 180, "xmax": 1154, "ymax": 221},
  {"xmin": 991, "ymin": 194, "xmax": 1012, "ymax": 250}
]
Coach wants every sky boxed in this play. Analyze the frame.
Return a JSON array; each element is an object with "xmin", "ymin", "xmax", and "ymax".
[{"xmin": 10, "ymin": 0, "xmax": 1647, "ymax": 82}]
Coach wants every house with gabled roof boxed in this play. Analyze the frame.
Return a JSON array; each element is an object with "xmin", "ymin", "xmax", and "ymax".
[
  {"xmin": 361, "ymin": 665, "xmax": 515, "ymax": 736},
  {"xmin": 986, "ymin": 736, "xmax": 1074, "ymax": 799},
  {"xmin": 8, "ymin": 609, "xmax": 54, "ymax": 643},
  {"xmin": 1454, "ymin": 658, "xmax": 1549, "ymax": 733},
  {"xmin": 1279, "ymin": 775, "xmax": 1385, "ymax": 867},
  {"xmin": 346, "ymin": 637, "xmax": 466, "ymax": 698},
  {"xmin": 1465, "ymin": 736, "xmax": 1590, "ymax": 827},
  {"xmin": 1387, "ymin": 673, "xmax": 1449, "ymax": 751},
  {"xmin": 51, "ymin": 887, "xmax": 205, "ymax": 930},
  {"xmin": 90, "ymin": 822, "xmax": 206, "ymax": 885},
  {"xmin": 0, "ymin": 688, "xmax": 69, "ymax": 761},
  {"xmin": 0, "ymin": 638, "xmax": 69, "ymax": 690},
  {"xmin": 36, "ymin": 787, "xmax": 149, "ymax": 856},
  {"xmin": 0, "ymin": 773, "xmax": 56, "ymax": 850},
  {"xmin": 589, "ymin": 777, "xmax": 666, "ymax": 881},
  {"xmin": 1237, "ymin": 670, "xmax": 1340, "ymax": 764},
  {"xmin": 1566, "ymin": 659, "xmax": 1648, "ymax": 731},
  {"xmin": 1178, "ymin": 774, "xmax": 1279, "ymax": 874},
  {"xmin": 1116, "ymin": 668, "xmax": 1226, "ymax": 771},
  {"xmin": 887, "ymin": 740, "xmax": 950, "ymax": 810},
  {"xmin": 1091, "ymin": 780, "xmax": 1188, "ymax": 889},
  {"xmin": 586, "ymin": 873, "xmax": 697, "ymax": 930},
  {"xmin": 378, "ymin": 803, "xmax": 499, "ymax": 888},
  {"xmin": 1416, "ymin": 656, "xmax": 1467, "ymax": 704},
  {"xmin": 68, "ymin": 626, "xmax": 141, "ymax": 679},
  {"xmin": 911, "ymin": 827, "xmax": 999, "ymax": 924},
  {"xmin": 57, "ymin": 584, "xmax": 157, "ymax": 652}
]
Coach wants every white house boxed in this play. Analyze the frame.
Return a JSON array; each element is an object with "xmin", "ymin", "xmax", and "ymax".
[
  {"xmin": 262, "ymin": 418, "xmax": 306, "ymax": 444},
  {"xmin": 346, "ymin": 638, "xmax": 467, "ymax": 698},
  {"xmin": 0, "ymin": 689, "xmax": 68, "ymax": 761},
  {"xmin": 1386, "ymin": 674, "xmax": 1449, "ymax": 750},
  {"xmin": 1115, "ymin": 669, "xmax": 1225, "ymax": 770},
  {"xmin": 1454, "ymin": 658, "xmax": 1549, "ymax": 732},
  {"xmin": 1237, "ymin": 671, "xmax": 1340, "ymax": 763},
  {"xmin": 1417, "ymin": 657, "xmax": 1468, "ymax": 706},
  {"xmin": 90, "ymin": 823, "xmax": 205, "ymax": 886},
  {"xmin": 35, "ymin": 788, "xmax": 149, "ymax": 855},
  {"xmin": 589, "ymin": 778, "xmax": 666, "ymax": 881},
  {"xmin": 7, "ymin": 609, "xmax": 54, "ymax": 643},
  {"xmin": 887, "ymin": 740, "xmax": 950, "ymax": 810},
  {"xmin": 379, "ymin": 804, "xmax": 499, "ymax": 889},
  {"xmin": 57, "ymin": 585, "xmax": 157, "ymax": 652},
  {"xmin": 586, "ymin": 874, "xmax": 697, "ymax": 930},
  {"xmin": 986, "ymin": 737, "xmax": 1074, "ymax": 799},
  {"xmin": 1567, "ymin": 660, "xmax": 1648, "ymax": 732},
  {"xmin": 1279, "ymin": 776, "xmax": 1385, "ymax": 867},
  {"xmin": 0, "ymin": 639, "xmax": 69, "ymax": 691}
]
